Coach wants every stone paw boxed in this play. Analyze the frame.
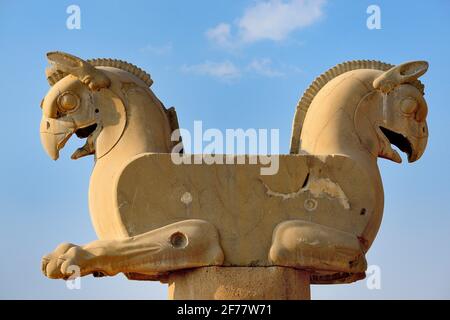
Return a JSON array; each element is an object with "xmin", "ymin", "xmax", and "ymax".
[
  {"xmin": 41, "ymin": 242, "xmax": 96, "ymax": 279},
  {"xmin": 269, "ymin": 220, "xmax": 367, "ymax": 274}
]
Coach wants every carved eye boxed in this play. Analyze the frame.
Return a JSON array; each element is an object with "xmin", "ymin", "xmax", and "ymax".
[
  {"xmin": 400, "ymin": 98, "xmax": 417, "ymax": 114},
  {"xmin": 57, "ymin": 91, "xmax": 80, "ymax": 113}
]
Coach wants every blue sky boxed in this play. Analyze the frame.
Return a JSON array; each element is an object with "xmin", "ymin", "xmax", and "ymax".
[{"xmin": 0, "ymin": 0, "xmax": 449, "ymax": 299}]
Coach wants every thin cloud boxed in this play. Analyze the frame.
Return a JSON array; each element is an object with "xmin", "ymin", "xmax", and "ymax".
[
  {"xmin": 181, "ymin": 61, "xmax": 241, "ymax": 80},
  {"xmin": 206, "ymin": 0, "xmax": 326, "ymax": 48},
  {"xmin": 140, "ymin": 42, "xmax": 173, "ymax": 55},
  {"xmin": 181, "ymin": 58, "xmax": 304, "ymax": 81},
  {"xmin": 206, "ymin": 23, "xmax": 233, "ymax": 49},
  {"xmin": 247, "ymin": 58, "xmax": 284, "ymax": 77}
]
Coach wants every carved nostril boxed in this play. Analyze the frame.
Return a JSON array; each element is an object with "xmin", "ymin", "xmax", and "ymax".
[{"xmin": 46, "ymin": 121, "xmax": 50, "ymax": 130}]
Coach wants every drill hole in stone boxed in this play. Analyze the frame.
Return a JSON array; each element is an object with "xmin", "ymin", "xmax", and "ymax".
[
  {"xmin": 170, "ymin": 232, "xmax": 188, "ymax": 248},
  {"xmin": 360, "ymin": 208, "xmax": 367, "ymax": 215}
]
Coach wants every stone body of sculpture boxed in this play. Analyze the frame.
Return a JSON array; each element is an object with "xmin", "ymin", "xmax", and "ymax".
[{"xmin": 39, "ymin": 52, "xmax": 428, "ymax": 297}]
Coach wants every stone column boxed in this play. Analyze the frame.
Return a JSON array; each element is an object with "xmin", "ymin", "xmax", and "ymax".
[{"xmin": 167, "ymin": 266, "xmax": 310, "ymax": 300}]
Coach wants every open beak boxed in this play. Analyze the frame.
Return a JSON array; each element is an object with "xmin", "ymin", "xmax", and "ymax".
[
  {"xmin": 40, "ymin": 116, "xmax": 75, "ymax": 160},
  {"xmin": 407, "ymin": 135, "xmax": 427, "ymax": 162},
  {"xmin": 379, "ymin": 124, "xmax": 428, "ymax": 163}
]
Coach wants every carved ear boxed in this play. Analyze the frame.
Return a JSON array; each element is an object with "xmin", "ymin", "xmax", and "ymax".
[
  {"xmin": 46, "ymin": 51, "xmax": 110, "ymax": 90},
  {"xmin": 373, "ymin": 61, "xmax": 428, "ymax": 93}
]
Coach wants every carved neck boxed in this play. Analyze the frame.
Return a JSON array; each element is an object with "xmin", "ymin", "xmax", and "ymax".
[
  {"xmin": 95, "ymin": 88, "xmax": 172, "ymax": 167},
  {"xmin": 300, "ymin": 74, "xmax": 385, "ymax": 176}
]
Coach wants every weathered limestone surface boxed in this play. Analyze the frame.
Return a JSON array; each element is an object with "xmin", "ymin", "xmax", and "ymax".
[
  {"xmin": 39, "ymin": 52, "xmax": 429, "ymax": 299},
  {"xmin": 116, "ymin": 154, "xmax": 371, "ymax": 271},
  {"xmin": 167, "ymin": 267, "xmax": 311, "ymax": 300}
]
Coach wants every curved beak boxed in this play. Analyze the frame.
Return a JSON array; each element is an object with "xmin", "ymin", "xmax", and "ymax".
[
  {"xmin": 40, "ymin": 116, "xmax": 75, "ymax": 160},
  {"xmin": 408, "ymin": 135, "xmax": 428, "ymax": 162},
  {"xmin": 408, "ymin": 120, "xmax": 428, "ymax": 163}
]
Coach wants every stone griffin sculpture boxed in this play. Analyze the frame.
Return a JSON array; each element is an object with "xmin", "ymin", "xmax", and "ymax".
[{"xmin": 40, "ymin": 52, "xmax": 428, "ymax": 291}]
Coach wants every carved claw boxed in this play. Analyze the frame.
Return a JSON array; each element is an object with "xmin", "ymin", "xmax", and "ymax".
[
  {"xmin": 41, "ymin": 242, "xmax": 108, "ymax": 279},
  {"xmin": 42, "ymin": 242, "xmax": 78, "ymax": 279}
]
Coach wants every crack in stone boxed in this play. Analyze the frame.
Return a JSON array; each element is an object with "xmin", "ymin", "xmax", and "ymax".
[{"xmin": 262, "ymin": 176, "xmax": 350, "ymax": 210}]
